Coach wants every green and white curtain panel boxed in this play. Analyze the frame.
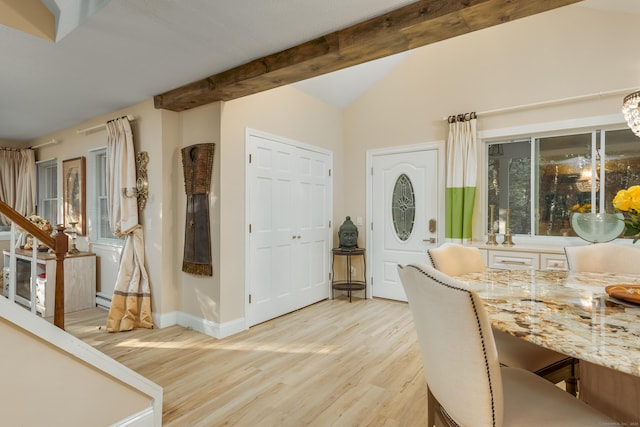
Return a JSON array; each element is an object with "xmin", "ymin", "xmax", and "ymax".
[{"xmin": 446, "ymin": 112, "xmax": 478, "ymax": 243}]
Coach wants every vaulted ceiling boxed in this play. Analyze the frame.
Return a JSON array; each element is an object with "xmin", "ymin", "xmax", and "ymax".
[
  {"xmin": 152, "ymin": 0, "xmax": 581, "ymax": 112},
  {"xmin": 0, "ymin": 0, "xmax": 620, "ymax": 141}
]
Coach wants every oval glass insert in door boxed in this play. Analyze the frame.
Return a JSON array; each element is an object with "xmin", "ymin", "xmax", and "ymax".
[{"xmin": 392, "ymin": 173, "xmax": 415, "ymax": 241}]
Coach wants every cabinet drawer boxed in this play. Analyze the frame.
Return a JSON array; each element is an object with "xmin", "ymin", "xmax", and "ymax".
[
  {"xmin": 488, "ymin": 251, "xmax": 538, "ymax": 270},
  {"xmin": 540, "ymin": 253, "xmax": 567, "ymax": 271}
]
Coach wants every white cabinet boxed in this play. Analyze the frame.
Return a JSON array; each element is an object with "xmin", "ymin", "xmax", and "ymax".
[
  {"xmin": 540, "ymin": 253, "xmax": 568, "ymax": 271},
  {"xmin": 487, "ymin": 250, "xmax": 539, "ymax": 270},
  {"xmin": 3, "ymin": 249, "xmax": 96, "ymax": 317},
  {"xmin": 478, "ymin": 246, "xmax": 567, "ymax": 271}
]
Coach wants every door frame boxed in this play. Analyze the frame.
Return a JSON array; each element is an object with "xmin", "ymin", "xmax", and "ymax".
[
  {"xmin": 366, "ymin": 141, "xmax": 446, "ymax": 298},
  {"xmin": 244, "ymin": 128, "xmax": 333, "ymax": 328}
]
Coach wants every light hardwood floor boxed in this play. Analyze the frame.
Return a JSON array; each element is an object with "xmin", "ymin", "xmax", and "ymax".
[{"xmin": 65, "ymin": 297, "xmax": 429, "ymax": 427}]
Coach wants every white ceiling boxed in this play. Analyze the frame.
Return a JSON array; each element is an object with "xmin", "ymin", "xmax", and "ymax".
[{"xmin": 0, "ymin": 0, "xmax": 637, "ymax": 142}]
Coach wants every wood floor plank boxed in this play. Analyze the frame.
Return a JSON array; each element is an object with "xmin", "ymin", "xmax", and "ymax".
[{"xmin": 64, "ymin": 297, "xmax": 429, "ymax": 426}]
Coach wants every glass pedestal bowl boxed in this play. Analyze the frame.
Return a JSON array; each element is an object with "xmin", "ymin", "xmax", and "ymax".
[{"xmin": 571, "ymin": 212, "xmax": 625, "ymax": 243}]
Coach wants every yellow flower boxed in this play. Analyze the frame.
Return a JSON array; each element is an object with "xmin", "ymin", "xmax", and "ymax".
[
  {"xmin": 613, "ymin": 185, "xmax": 640, "ymax": 243},
  {"xmin": 571, "ymin": 203, "xmax": 591, "ymax": 213},
  {"xmin": 613, "ymin": 185, "xmax": 640, "ymax": 213}
]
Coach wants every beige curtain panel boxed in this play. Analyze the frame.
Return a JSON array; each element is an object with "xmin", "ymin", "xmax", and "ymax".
[
  {"xmin": 0, "ymin": 148, "xmax": 36, "ymax": 225},
  {"xmin": 105, "ymin": 117, "xmax": 153, "ymax": 332}
]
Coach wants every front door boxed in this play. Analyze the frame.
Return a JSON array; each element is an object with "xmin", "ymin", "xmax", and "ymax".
[{"xmin": 370, "ymin": 145, "xmax": 443, "ymax": 301}]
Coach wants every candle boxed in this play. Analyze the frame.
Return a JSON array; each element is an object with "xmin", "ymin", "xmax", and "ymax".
[{"xmin": 489, "ymin": 204, "xmax": 495, "ymax": 234}]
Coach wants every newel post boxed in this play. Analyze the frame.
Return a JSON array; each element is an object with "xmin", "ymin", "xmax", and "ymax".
[{"xmin": 53, "ymin": 224, "xmax": 68, "ymax": 329}]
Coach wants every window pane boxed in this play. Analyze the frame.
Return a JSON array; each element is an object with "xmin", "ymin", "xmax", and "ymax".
[
  {"xmin": 604, "ymin": 129, "xmax": 640, "ymax": 240},
  {"xmin": 537, "ymin": 133, "xmax": 592, "ymax": 236},
  {"xmin": 37, "ymin": 159, "xmax": 58, "ymax": 225},
  {"xmin": 42, "ymin": 200, "xmax": 57, "ymax": 225},
  {"xmin": 99, "ymin": 197, "xmax": 112, "ymax": 238},
  {"xmin": 98, "ymin": 153, "xmax": 107, "ymax": 196},
  {"xmin": 487, "ymin": 141, "xmax": 531, "ymax": 235},
  {"xmin": 95, "ymin": 149, "xmax": 119, "ymax": 241},
  {"xmin": 392, "ymin": 173, "xmax": 415, "ymax": 241}
]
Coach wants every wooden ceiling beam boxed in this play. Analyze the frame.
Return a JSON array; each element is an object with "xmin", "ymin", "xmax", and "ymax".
[{"xmin": 154, "ymin": 0, "xmax": 580, "ymax": 112}]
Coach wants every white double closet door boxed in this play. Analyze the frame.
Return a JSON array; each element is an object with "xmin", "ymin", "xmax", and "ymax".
[{"xmin": 246, "ymin": 130, "xmax": 332, "ymax": 327}]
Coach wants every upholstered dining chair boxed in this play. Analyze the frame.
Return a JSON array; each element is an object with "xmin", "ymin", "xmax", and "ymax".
[
  {"xmin": 565, "ymin": 242, "xmax": 640, "ymax": 422},
  {"xmin": 565, "ymin": 242, "xmax": 640, "ymax": 274},
  {"xmin": 397, "ymin": 263, "xmax": 615, "ymax": 427},
  {"xmin": 428, "ymin": 243, "xmax": 577, "ymax": 394}
]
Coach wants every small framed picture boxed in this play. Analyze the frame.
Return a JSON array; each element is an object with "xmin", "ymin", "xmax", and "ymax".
[{"xmin": 62, "ymin": 156, "xmax": 86, "ymax": 235}]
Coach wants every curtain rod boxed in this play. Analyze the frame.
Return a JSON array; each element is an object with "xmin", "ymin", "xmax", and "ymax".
[
  {"xmin": 30, "ymin": 138, "xmax": 59, "ymax": 150},
  {"xmin": 441, "ymin": 87, "xmax": 636, "ymax": 121},
  {"xmin": 76, "ymin": 114, "xmax": 135, "ymax": 134}
]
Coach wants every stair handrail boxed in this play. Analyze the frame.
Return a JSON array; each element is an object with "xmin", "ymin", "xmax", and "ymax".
[{"xmin": 0, "ymin": 199, "xmax": 68, "ymax": 329}]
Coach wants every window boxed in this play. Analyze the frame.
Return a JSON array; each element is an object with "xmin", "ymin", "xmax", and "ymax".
[
  {"xmin": 486, "ymin": 127, "xmax": 640, "ymax": 239},
  {"xmin": 94, "ymin": 149, "xmax": 119, "ymax": 242},
  {"xmin": 392, "ymin": 173, "xmax": 415, "ymax": 241},
  {"xmin": 37, "ymin": 159, "xmax": 58, "ymax": 225}
]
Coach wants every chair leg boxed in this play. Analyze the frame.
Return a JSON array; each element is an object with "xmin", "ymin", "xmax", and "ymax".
[
  {"xmin": 565, "ymin": 358, "xmax": 579, "ymax": 397},
  {"xmin": 427, "ymin": 385, "xmax": 436, "ymax": 427},
  {"xmin": 534, "ymin": 357, "xmax": 579, "ymax": 396}
]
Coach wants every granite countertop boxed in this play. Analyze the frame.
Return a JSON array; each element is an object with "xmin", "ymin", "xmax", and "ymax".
[{"xmin": 455, "ymin": 269, "xmax": 640, "ymax": 377}]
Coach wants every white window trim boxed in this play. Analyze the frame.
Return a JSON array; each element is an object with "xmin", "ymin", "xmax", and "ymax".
[
  {"xmin": 89, "ymin": 146, "xmax": 123, "ymax": 246},
  {"xmin": 477, "ymin": 113, "xmax": 630, "ymax": 247}
]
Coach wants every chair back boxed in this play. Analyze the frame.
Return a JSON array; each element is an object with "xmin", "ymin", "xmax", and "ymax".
[
  {"xmin": 428, "ymin": 242, "xmax": 486, "ymax": 276},
  {"xmin": 398, "ymin": 263, "xmax": 503, "ymax": 426},
  {"xmin": 565, "ymin": 242, "xmax": 640, "ymax": 274}
]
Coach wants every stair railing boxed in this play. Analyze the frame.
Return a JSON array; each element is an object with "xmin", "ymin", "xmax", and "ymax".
[{"xmin": 0, "ymin": 199, "xmax": 68, "ymax": 329}]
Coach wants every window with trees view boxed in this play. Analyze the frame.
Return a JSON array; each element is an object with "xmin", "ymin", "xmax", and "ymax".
[
  {"xmin": 486, "ymin": 127, "xmax": 640, "ymax": 239},
  {"xmin": 94, "ymin": 149, "xmax": 119, "ymax": 242},
  {"xmin": 37, "ymin": 158, "xmax": 58, "ymax": 226}
]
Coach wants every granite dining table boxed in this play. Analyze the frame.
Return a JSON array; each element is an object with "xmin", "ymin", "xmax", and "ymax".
[{"xmin": 454, "ymin": 268, "xmax": 640, "ymax": 422}]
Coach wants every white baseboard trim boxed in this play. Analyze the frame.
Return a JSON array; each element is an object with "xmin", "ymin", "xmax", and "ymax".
[
  {"xmin": 152, "ymin": 310, "xmax": 178, "ymax": 329},
  {"xmin": 150, "ymin": 310, "xmax": 245, "ymax": 339},
  {"xmin": 177, "ymin": 311, "xmax": 246, "ymax": 339}
]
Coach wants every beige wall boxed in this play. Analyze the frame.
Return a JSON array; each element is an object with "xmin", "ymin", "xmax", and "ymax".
[
  {"xmin": 212, "ymin": 85, "xmax": 343, "ymax": 322},
  {"xmin": 1, "ymin": 318, "xmax": 151, "ymax": 426},
  {"xmin": 9, "ymin": 2, "xmax": 638, "ymax": 330},
  {"xmin": 29, "ymin": 99, "xmax": 173, "ymax": 316},
  {"xmin": 172, "ymin": 103, "xmax": 222, "ymax": 322},
  {"xmin": 158, "ymin": 109, "xmax": 182, "ymax": 314},
  {"xmin": 343, "ymin": 4, "xmax": 639, "ymax": 244},
  {"xmin": 20, "ymin": 86, "xmax": 338, "ymax": 328}
]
